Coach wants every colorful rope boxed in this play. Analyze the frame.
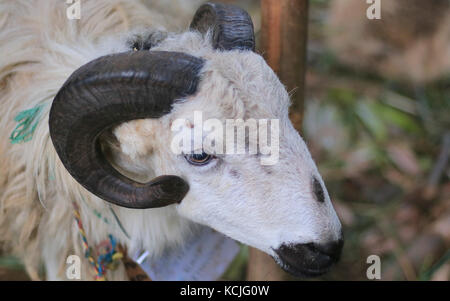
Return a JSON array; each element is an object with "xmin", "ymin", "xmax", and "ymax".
[
  {"xmin": 72, "ymin": 202, "xmax": 123, "ymax": 281},
  {"xmin": 79, "ymin": 195, "xmax": 130, "ymax": 239}
]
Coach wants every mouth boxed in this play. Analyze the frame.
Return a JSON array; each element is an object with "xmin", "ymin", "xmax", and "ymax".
[
  {"xmin": 273, "ymin": 253, "xmax": 334, "ymax": 278},
  {"xmin": 272, "ymin": 241, "xmax": 343, "ymax": 278}
]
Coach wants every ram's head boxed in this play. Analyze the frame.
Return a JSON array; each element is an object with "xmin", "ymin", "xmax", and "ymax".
[{"xmin": 49, "ymin": 3, "xmax": 343, "ymax": 277}]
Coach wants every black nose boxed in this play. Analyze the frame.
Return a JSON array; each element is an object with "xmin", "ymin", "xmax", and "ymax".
[
  {"xmin": 274, "ymin": 238, "xmax": 344, "ymax": 277},
  {"xmin": 306, "ymin": 239, "xmax": 344, "ymax": 261}
]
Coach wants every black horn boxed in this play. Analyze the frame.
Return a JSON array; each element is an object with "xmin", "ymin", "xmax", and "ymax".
[
  {"xmin": 49, "ymin": 51, "xmax": 204, "ymax": 209},
  {"xmin": 190, "ymin": 2, "xmax": 255, "ymax": 51}
]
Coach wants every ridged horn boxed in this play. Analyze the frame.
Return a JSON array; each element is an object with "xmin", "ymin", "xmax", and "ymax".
[
  {"xmin": 49, "ymin": 51, "xmax": 204, "ymax": 209},
  {"xmin": 190, "ymin": 2, "xmax": 255, "ymax": 51}
]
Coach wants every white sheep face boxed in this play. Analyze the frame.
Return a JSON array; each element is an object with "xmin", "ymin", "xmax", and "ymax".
[{"xmin": 109, "ymin": 46, "xmax": 343, "ymax": 276}]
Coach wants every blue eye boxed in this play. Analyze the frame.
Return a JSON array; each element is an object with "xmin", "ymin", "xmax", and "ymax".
[{"xmin": 185, "ymin": 152, "xmax": 213, "ymax": 166}]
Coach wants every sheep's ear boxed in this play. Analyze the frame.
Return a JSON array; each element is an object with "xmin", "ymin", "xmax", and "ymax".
[{"xmin": 190, "ymin": 2, "xmax": 255, "ymax": 51}]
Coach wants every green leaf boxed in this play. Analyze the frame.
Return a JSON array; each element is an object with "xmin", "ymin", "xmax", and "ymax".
[{"xmin": 355, "ymin": 101, "xmax": 388, "ymax": 141}]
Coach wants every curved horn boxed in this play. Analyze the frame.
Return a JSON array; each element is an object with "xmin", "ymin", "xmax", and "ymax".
[
  {"xmin": 190, "ymin": 2, "xmax": 255, "ymax": 51},
  {"xmin": 49, "ymin": 51, "xmax": 204, "ymax": 209}
]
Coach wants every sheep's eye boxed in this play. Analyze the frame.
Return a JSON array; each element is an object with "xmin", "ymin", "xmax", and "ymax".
[{"xmin": 185, "ymin": 152, "xmax": 213, "ymax": 166}]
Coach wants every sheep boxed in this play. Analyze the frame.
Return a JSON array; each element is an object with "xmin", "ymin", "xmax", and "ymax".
[
  {"xmin": 0, "ymin": 0, "xmax": 343, "ymax": 280},
  {"xmin": 327, "ymin": 0, "xmax": 450, "ymax": 84}
]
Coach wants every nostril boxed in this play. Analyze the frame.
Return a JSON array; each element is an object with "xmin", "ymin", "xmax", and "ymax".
[
  {"xmin": 312, "ymin": 177, "xmax": 325, "ymax": 203},
  {"xmin": 306, "ymin": 239, "xmax": 344, "ymax": 261}
]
